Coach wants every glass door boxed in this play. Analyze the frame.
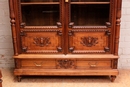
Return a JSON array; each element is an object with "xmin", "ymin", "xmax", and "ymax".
[
  {"xmin": 69, "ymin": 0, "xmax": 110, "ymax": 27},
  {"xmin": 67, "ymin": 0, "xmax": 112, "ymax": 54},
  {"xmin": 20, "ymin": 0, "xmax": 60, "ymax": 26},
  {"xmin": 19, "ymin": 0, "xmax": 63, "ymax": 54}
]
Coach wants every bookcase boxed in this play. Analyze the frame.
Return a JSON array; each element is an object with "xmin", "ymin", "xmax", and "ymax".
[{"xmin": 9, "ymin": 0, "xmax": 122, "ymax": 82}]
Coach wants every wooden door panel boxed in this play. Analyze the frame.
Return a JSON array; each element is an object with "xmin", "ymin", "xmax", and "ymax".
[
  {"xmin": 69, "ymin": 30, "xmax": 110, "ymax": 53},
  {"xmin": 21, "ymin": 30, "xmax": 62, "ymax": 53}
]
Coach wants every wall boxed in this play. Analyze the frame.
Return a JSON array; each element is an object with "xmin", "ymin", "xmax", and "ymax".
[
  {"xmin": 0, "ymin": 0, "xmax": 14, "ymax": 67},
  {"xmin": 0, "ymin": 0, "xmax": 130, "ymax": 69},
  {"xmin": 118, "ymin": 0, "xmax": 130, "ymax": 69}
]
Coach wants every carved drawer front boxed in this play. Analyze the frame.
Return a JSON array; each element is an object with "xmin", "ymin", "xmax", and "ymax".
[
  {"xmin": 56, "ymin": 59, "xmax": 76, "ymax": 69},
  {"xmin": 69, "ymin": 30, "xmax": 110, "ymax": 53},
  {"xmin": 21, "ymin": 59, "xmax": 56, "ymax": 69},
  {"xmin": 77, "ymin": 60, "xmax": 111, "ymax": 69},
  {"xmin": 21, "ymin": 31, "xmax": 62, "ymax": 53}
]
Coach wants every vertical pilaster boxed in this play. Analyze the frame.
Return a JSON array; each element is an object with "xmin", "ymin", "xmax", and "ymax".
[
  {"xmin": 9, "ymin": 0, "xmax": 18, "ymax": 55},
  {"xmin": 115, "ymin": 0, "xmax": 122, "ymax": 55}
]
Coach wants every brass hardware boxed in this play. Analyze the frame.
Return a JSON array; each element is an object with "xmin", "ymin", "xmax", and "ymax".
[
  {"xmin": 34, "ymin": 62, "xmax": 43, "ymax": 67},
  {"xmin": 90, "ymin": 64, "xmax": 97, "ymax": 68},
  {"xmin": 89, "ymin": 62, "xmax": 97, "ymax": 68},
  {"xmin": 65, "ymin": 0, "xmax": 69, "ymax": 2}
]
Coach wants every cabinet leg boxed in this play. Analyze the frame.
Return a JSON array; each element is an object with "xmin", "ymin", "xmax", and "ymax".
[
  {"xmin": 110, "ymin": 75, "xmax": 116, "ymax": 82},
  {"xmin": 17, "ymin": 76, "xmax": 22, "ymax": 82}
]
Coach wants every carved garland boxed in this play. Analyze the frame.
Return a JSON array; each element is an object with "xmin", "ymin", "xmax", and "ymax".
[
  {"xmin": 33, "ymin": 37, "xmax": 51, "ymax": 47},
  {"xmin": 81, "ymin": 36, "xmax": 98, "ymax": 47},
  {"xmin": 56, "ymin": 59, "xmax": 76, "ymax": 69}
]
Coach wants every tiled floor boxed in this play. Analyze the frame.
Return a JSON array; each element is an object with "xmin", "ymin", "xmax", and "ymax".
[{"xmin": 1, "ymin": 68, "xmax": 130, "ymax": 87}]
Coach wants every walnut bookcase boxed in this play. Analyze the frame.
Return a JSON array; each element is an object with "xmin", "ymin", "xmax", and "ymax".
[{"xmin": 9, "ymin": 0, "xmax": 122, "ymax": 82}]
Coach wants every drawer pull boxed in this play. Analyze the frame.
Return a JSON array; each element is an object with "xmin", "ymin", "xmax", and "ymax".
[
  {"xmin": 89, "ymin": 62, "xmax": 97, "ymax": 68},
  {"xmin": 34, "ymin": 62, "xmax": 43, "ymax": 67},
  {"xmin": 90, "ymin": 64, "xmax": 97, "ymax": 68}
]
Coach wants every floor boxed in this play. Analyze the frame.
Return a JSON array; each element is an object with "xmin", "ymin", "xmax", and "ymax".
[{"xmin": 1, "ymin": 68, "xmax": 130, "ymax": 87}]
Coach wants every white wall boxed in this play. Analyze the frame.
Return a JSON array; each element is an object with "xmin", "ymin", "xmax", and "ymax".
[
  {"xmin": 0, "ymin": 0, "xmax": 130, "ymax": 69},
  {"xmin": 118, "ymin": 0, "xmax": 130, "ymax": 69}
]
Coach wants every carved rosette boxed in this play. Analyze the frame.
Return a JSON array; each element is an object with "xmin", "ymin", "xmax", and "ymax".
[
  {"xmin": 56, "ymin": 59, "xmax": 76, "ymax": 69},
  {"xmin": 81, "ymin": 36, "xmax": 98, "ymax": 47},
  {"xmin": 33, "ymin": 37, "xmax": 51, "ymax": 47}
]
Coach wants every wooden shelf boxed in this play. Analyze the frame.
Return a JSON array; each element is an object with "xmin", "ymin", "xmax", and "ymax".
[
  {"xmin": 21, "ymin": 2, "xmax": 59, "ymax": 5},
  {"xmin": 71, "ymin": 2, "xmax": 110, "ymax": 4}
]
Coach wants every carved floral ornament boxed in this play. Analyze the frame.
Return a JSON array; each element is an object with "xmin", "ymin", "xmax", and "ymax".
[
  {"xmin": 81, "ymin": 36, "xmax": 98, "ymax": 47},
  {"xmin": 33, "ymin": 37, "xmax": 51, "ymax": 47},
  {"xmin": 56, "ymin": 59, "xmax": 76, "ymax": 69}
]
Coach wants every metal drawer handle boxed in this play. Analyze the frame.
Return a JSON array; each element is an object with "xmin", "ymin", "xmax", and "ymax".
[
  {"xmin": 34, "ymin": 62, "xmax": 43, "ymax": 67},
  {"xmin": 89, "ymin": 62, "xmax": 97, "ymax": 68},
  {"xmin": 90, "ymin": 64, "xmax": 97, "ymax": 68}
]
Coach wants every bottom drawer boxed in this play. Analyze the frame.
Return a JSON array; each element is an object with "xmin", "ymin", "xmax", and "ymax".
[
  {"xmin": 21, "ymin": 59, "xmax": 56, "ymax": 69},
  {"xmin": 77, "ymin": 60, "xmax": 111, "ymax": 69},
  {"xmin": 17, "ymin": 59, "xmax": 112, "ymax": 69}
]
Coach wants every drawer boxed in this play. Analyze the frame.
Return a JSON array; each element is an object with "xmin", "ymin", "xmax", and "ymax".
[
  {"xmin": 21, "ymin": 59, "xmax": 56, "ymax": 69},
  {"xmin": 77, "ymin": 60, "xmax": 111, "ymax": 69},
  {"xmin": 19, "ymin": 59, "xmax": 112, "ymax": 69}
]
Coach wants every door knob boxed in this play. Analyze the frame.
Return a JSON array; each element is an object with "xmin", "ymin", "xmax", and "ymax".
[{"xmin": 65, "ymin": 0, "xmax": 69, "ymax": 2}]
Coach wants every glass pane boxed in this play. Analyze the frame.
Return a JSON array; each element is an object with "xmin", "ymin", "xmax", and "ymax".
[
  {"xmin": 21, "ymin": 0, "xmax": 59, "ymax": 2},
  {"xmin": 71, "ymin": 0, "xmax": 109, "ymax": 2},
  {"xmin": 71, "ymin": 4, "xmax": 109, "ymax": 26},
  {"xmin": 21, "ymin": 5, "xmax": 60, "ymax": 26}
]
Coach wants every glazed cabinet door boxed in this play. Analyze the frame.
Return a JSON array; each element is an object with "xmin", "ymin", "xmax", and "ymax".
[
  {"xmin": 66, "ymin": 0, "xmax": 114, "ymax": 54},
  {"xmin": 19, "ymin": 0, "xmax": 64, "ymax": 53}
]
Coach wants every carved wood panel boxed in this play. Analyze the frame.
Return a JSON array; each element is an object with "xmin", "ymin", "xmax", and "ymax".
[
  {"xmin": 21, "ymin": 31, "xmax": 62, "ymax": 53},
  {"xmin": 69, "ymin": 30, "xmax": 110, "ymax": 53},
  {"xmin": 56, "ymin": 59, "xmax": 76, "ymax": 69}
]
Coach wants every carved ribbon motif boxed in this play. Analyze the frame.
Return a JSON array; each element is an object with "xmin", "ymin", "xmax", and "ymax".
[
  {"xmin": 81, "ymin": 36, "xmax": 98, "ymax": 47},
  {"xmin": 33, "ymin": 37, "xmax": 51, "ymax": 47},
  {"xmin": 56, "ymin": 59, "xmax": 76, "ymax": 69}
]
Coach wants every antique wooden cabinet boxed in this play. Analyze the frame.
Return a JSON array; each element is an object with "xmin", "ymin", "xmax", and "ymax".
[{"xmin": 9, "ymin": 0, "xmax": 122, "ymax": 82}]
